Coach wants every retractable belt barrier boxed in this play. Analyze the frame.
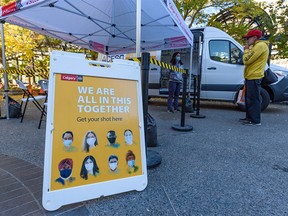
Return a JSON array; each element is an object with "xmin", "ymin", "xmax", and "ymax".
[
  {"xmin": 0, "ymin": 69, "xmax": 49, "ymax": 79},
  {"xmin": 0, "ymin": 57, "xmax": 185, "ymax": 78},
  {"xmin": 130, "ymin": 57, "xmax": 186, "ymax": 74}
]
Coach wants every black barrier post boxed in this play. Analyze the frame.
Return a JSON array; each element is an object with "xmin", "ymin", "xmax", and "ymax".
[
  {"xmin": 172, "ymin": 70, "xmax": 193, "ymax": 131},
  {"xmin": 190, "ymin": 74, "xmax": 206, "ymax": 118},
  {"xmin": 191, "ymin": 33, "xmax": 205, "ymax": 119},
  {"xmin": 141, "ymin": 52, "xmax": 162, "ymax": 169},
  {"xmin": 184, "ymin": 76, "xmax": 194, "ymax": 113},
  {"xmin": 193, "ymin": 75, "xmax": 197, "ymax": 110}
]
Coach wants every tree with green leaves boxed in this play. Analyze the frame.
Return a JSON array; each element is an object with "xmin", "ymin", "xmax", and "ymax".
[
  {"xmin": 208, "ymin": 1, "xmax": 274, "ymax": 42},
  {"xmin": 174, "ymin": 0, "xmax": 287, "ymax": 59},
  {"xmin": 208, "ymin": 0, "xmax": 287, "ymax": 59},
  {"xmin": 174, "ymin": 0, "xmax": 247, "ymax": 28},
  {"xmin": 261, "ymin": 0, "xmax": 288, "ymax": 59}
]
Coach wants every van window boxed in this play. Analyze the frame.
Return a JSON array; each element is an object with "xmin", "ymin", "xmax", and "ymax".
[{"xmin": 209, "ymin": 40, "xmax": 242, "ymax": 64}]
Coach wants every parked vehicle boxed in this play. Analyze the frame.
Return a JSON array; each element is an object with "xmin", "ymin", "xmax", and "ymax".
[{"xmin": 148, "ymin": 26, "xmax": 288, "ymax": 111}]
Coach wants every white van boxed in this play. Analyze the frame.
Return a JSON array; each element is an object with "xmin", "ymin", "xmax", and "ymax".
[{"xmin": 148, "ymin": 27, "xmax": 288, "ymax": 111}]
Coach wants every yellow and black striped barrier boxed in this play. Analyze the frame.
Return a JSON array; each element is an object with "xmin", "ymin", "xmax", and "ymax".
[
  {"xmin": 0, "ymin": 57, "xmax": 185, "ymax": 78},
  {"xmin": 130, "ymin": 57, "xmax": 186, "ymax": 74},
  {"xmin": 0, "ymin": 68, "xmax": 49, "ymax": 79}
]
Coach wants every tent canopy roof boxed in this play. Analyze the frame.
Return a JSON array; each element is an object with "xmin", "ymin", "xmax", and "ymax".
[{"xmin": 0, "ymin": 0, "xmax": 193, "ymax": 54}]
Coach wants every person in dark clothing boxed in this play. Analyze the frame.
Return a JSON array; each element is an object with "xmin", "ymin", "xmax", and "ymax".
[{"xmin": 167, "ymin": 52, "xmax": 183, "ymax": 113}]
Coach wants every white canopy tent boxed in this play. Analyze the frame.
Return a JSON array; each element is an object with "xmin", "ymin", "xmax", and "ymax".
[
  {"xmin": 0, "ymin": 0, "xmax": 193, "ymax": 54},
  {"xmin": 0, "ymin": 0, "xmax": 194, "ymax": 118}
]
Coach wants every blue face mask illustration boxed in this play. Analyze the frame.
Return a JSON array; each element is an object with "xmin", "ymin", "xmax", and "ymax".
[
  {"xmin": 60, "ymin": 169, "xmax": 72, "ymax": 179},
  {"xmin": 128, "ymin": 160, "xmax": 135, "ymax": 167},
  {"xmin": 63, "ymin": 139, "xmax": 72, "ymax": 147}
]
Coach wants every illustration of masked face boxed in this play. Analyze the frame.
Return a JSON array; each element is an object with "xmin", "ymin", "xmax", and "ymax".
[
  {"xmin": 60, "ymin": 163, "xmax": 72, "ymax": 179},
  {"xmin": 87, "ymin": 135, "xmax": 96, "ymax": 147},
  {"xmin": 124, "ymin": 131, "xmax": 133, "ymax": 145},
  {"xmin": 109, "ymin": 158, "xmax": 118, "ymax": 171},
  {"xmin": 127, "ymin": 159, "xmax": 135, "ymax": 168},
  {"xmin": 85, "ymin": 158, "xmax": 94, "ymax": 172},
  {"xmin": 107, "ymin": 132, "xmax": 116, "ymax": 144},
  {"xmin": 63, "ymin": 133, "xmax": 73, "ymax": 147}
]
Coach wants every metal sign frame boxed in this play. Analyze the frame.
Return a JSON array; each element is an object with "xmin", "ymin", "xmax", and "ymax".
[{"xmin": 42, "ymin": 50, "xmax": 147, "ymax": 211}]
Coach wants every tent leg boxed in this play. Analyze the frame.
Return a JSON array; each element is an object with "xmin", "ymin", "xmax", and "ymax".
[{"xmin": 1, "ymin": 23, "xmax": 9, "ymax": 120}]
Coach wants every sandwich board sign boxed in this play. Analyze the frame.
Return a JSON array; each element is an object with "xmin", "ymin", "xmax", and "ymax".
[{"xmin": 42, "ymin": 51, "xmax": 147, "ymax": 211}]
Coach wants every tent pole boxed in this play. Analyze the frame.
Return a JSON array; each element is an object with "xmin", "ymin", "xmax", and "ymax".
[
  {"xmin": 1, "ymin": 23, "xmax": 10, "ymax": 120},
  {"xmin": 136, "ymin": 0, "xmax": 141, "ymax": 57},
  {"xmin": 188, "ymin": 45, "xmax": 193, "ymax": 97}
]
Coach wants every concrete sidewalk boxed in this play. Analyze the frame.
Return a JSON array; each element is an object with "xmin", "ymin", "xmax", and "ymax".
[{"xmin": 1, "ymin": 98, "xmax": 288, "ymax": 215}]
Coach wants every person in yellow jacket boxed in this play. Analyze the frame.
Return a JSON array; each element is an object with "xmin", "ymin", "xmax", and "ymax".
[{"xmin": 240, "ymin": 29, "xmax": 269, "ymax": 126}]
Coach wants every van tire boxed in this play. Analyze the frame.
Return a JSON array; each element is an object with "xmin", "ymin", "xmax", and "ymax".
[
  {"xmin": 237, "ymin": 88, "xmax": 270, "ymax": 112},
  {"xmin": 260, "ymin": 88, "xmax": 270, "ymax": 111}
]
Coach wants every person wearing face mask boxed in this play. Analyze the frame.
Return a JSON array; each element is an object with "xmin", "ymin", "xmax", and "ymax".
[
  {"xmin": 62, "ymin": 131, "xmax": 77, "ymax": 152},
  {"xmin": 167, "ymin": 52, "xmax": 184, "ymax": 113},
  {"xmin": 80, "ymin": 155, "xmax": 100, "ymax": 180},
  {"xmin": 55, "ymin": 158, "xmax": 75, "ymax": 186},
  {"xmin": 108, "ymin": 155, "xmax": 119, "ymax": 174},
  {"xmin": 124, "ymin": 129, "xmax": 136, "ymax": 145},
  {"xmin": 82, "ymin": 130, "xmax": 98, "ymax": 153},
  {"xmin": 106, "ymin": 130, "xmax": 120, "ymax": 148},
  {"xmin": 126, "ymin": 150, "xmax": 138, "ymax": 174},
  {"xmin": 240, "ymin": 29, "xmax": 269, "ymax": 126}
]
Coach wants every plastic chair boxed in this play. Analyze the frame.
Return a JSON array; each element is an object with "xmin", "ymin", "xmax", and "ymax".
[
  {"xmin": 16, "ymin": 79, "xmax": 46, "ymax": 123},
  {"xmin": 38, "ymin": 79, "xmax": 49, "ymax": 129}
]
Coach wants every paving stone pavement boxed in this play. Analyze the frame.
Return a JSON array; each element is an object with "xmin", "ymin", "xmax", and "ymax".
[
  {"xmin": 0, "ymin": 154, "xmax": 44, "ymax": 215},
  {"xmin": 0, "ymin": 154, "xmax": 90, "ymax": 216},
  {"xmin": 1, "ymin": 97, "xmax": 288, "ymax": 216},
  {"xmin": 0, "ymin": 96, "xmax": 89, "ymax": 216}
]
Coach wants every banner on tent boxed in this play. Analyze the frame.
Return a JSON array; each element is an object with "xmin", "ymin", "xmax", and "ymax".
[
  {"xmin": 42, "ymin": 50, "xmax": 147, "ymax": 211},
  {"xmin": 0, "ymin": 0, "xmax": 45, "ymax": 17}
]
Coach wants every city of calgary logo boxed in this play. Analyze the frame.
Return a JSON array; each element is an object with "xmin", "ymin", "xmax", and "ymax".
[{"xmin": 61, "ymin": 74, "xmax": 83, "ymax": 82}]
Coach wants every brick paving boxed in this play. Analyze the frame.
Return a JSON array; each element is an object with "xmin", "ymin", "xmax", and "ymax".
[
  {"xmin": 0, "ymin": 154, "xmax": 45, "ymax": 215},
  {"xmin": 0, "ymin": 154, "xmax": 88, "ymax": 216},
  {"xmin": 0, "ymin": 95, "xmax": 90, "ymax": 215}
]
